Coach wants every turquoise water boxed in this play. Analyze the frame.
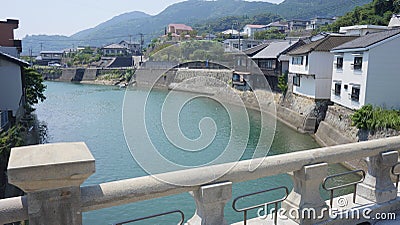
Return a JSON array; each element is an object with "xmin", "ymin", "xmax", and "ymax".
[{"xmin": 35, "ymin": 82, "xmax": 350, "ymax": 225}]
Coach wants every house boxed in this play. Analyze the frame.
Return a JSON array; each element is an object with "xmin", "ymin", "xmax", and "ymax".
[
  {"xmin": 252, "ymin": 40, "xmax": 303, "ymax": 90},
  {"xmin": 265, "ymin": 21, "xmax": 288, "ymax": 33},
  {"xmin": 221, "ymin": 29, "xmax": 245, "ymax": 39},
  {"xmin": 288, "ymin": 35, "xmax": 358, "ymax": 99},
  {"xmin": 243, "ymin": 24, "xmax": 267, "ymax": 37},
  {"xmin": 330, "ymin": 28, "xmax": 400, "ymax": 110},
  {"xmin": 339, "ymin": 25, "xmax": 388, "ymax": 36},
  {"xmin": 306, "ymin": 17, "xmax": 336, "ymax": 31},
  {"xmin": 101, "ymin": 44, "xmax": 129, "ymax": 56},
  {"xmin": 35, "ymin": 50, "xmax": 64, "ymax": 65},
  {"xmin": 0, "ymin": 19, "xmax": 21, "ymax": 53},
  {"xmin": 288, "ymin": 20, "xmax": 308, "ymax": 32},
  {"xmin": 204, "ymin": 33, "xmax": 217, "ymax": 41},
  {"xmin": 388, "ymin": 14, "xmax": 400, "ymax": 28},
  {"xmin": 224, "ymin": 39, "xmax": 263, "ymax": 52},
  {"xmin": 243, "ymin": 43, "xmax": 270, "ymax": 57},
  {"xmin": 0, "ymin": 51, "xmax": 30, "ymax": 130},
  {"xmin": 168, "ymin": 24, "xmax": 193, "ymax": 35},
  {"xmin": 119, "ymin": 40, "xmax": 141, "ymax": 56}
]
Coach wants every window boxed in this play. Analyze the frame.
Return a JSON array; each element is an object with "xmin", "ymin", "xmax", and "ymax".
[
  {"xmin": 305, "ymin": 55, "xmax": 309, "ymax": 66},
  {"xmin": 293, "ymin": 75, "xmax": 300, "ymax": 86},
  {"xmin": 1, "ymin": 111, "xmax": 8, "ymax": 128},
  {"xmin": 233, "ymin": 44, "xmax": 239, "ymax": 48},
  {"xmin": 292, "ymin": 56, "xmax": 303, "ymax": 65},
  {"xmin": 336, "ymin": 57, "xmax": 343, "ymax": 69},
  {"xmin": 353, "ymin": 57, "xmax": 363, "ymax": 70},
  {"xmin": 351, "ymin": 86, "xmax": 360, "ymax": 102},
  {"xmin": 334, "ymin": 83, "xmax": 341, "ymax": 96},
  {"xmin": 247, "ymin": 44, "xmax": 252, "ymax": 48},
  {"xmin": 259, "ymin": 60, "xmax": 276, "ymax": 70}
]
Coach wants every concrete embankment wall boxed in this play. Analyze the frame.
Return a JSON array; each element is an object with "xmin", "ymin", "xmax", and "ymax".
[
  {"xmin": 59, "ymin": 68, "xmax": 78, "ymax": 81},
  {"xmin": 314, "ymin": 105, "xmax": 358, "ymax": 146},
  {"xmin": 315, "ymin": 105, "xmax": 400, "ymax": 146}
]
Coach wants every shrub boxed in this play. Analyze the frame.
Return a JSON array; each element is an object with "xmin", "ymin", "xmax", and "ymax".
[{"xmin": 351, "ymin": 104, "xmax": 400, "ymax": 130}]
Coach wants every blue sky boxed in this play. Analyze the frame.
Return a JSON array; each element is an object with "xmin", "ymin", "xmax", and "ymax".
[{"xmin": 0, "ymin": 0, "xmax": 284, "ymax": 39}]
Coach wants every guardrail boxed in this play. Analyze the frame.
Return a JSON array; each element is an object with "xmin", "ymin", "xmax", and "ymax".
[
  {"xmin": 322, "ymin": 170, "xmax": 366, "ymax": 207},
  {"xmin": 232, "ymin": 186, "xmax": 289, "ymax": 225},
  {"xmin": 113, "ymin": 210, "xmax": 184, "ymax": 225},
  {"xmin": 392, "ymin": 163, "xmax": 400, "ymax": 189},
  {"xmin": 1, "ymin": 136, "xmax": 400, "ymax": 225}
]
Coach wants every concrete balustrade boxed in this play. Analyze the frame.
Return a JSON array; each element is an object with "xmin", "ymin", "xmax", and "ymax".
[
  {"xmin": 1, "ymin": 136, "xmax": 400, "ymax": 225},
  {"xmin": 6, "ymin": 142, "xmax": 95, "ymax": 225},
  {"xmin": 282, "ymin": 163, "xmax": 329, "ymax": 225},
  {"xmin": 357, "ymin": 150, "xmax": 399, "ymax": 203}
]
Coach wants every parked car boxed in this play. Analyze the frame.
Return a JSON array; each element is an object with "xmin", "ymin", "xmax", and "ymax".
[{"xmin": 48, "ymin": 61, "xmax": 61, "ymax": 67}]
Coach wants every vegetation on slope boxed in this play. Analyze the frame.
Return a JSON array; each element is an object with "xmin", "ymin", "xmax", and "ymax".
[
  {"xmin": 351, "ymin": 105, "xmax": 400, "ymax": 131},
  {"xmin": 319, "ymin": 0, "xmax": 400, "ymax": 32}
]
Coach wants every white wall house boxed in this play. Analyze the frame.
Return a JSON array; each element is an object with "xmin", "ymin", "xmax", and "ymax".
[
  {"xmin": 288, "ymin": 35, "xmax": 358, "ymax": 99},
  {"xmin": 243, "ymin": 24, "xmax": 267, "ymax": 37},
  {"xmin": 330, "ymin": 29, "xmax": 400, "ymax": 110},
  {"xmin": 339, "ymin": 25, "xmax": 388, "ymax": 36},
  {"xmin": 0, "ymin": 51, "xmax": 29, "ymax": 119}
]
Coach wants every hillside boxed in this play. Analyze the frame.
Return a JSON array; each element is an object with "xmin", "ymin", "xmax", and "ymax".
[
  {"xmin": 319, "ymin": 0, "xmax": 400, "ymax": 32},
  {"xmin": 22, "ymin": 0, "xmax": 372, "ymax": 55}
]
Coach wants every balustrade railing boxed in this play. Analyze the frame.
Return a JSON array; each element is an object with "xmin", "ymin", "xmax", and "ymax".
[{"xmin": 1, "ymin": 136, "xmax": 400, "ymax": 225}]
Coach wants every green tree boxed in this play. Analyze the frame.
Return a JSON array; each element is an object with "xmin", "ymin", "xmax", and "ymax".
[
  {"xmin": 24, "ymin": 67, "xmax": 46, "ymax": 109},
  {"xmin": 278, "ymin": 71, "xmax": 288, "ymax": 94},
  {"xmin": 254, "ymin": 28, "xmax": 286, "ymax": 40}
]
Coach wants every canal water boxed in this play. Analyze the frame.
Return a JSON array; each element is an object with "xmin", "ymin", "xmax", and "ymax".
[{"xmin": 35, "ymin": 82, "xmax": 351, "ymax": 225}]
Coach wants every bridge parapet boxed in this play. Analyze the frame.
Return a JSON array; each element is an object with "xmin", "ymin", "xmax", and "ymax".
[{"xmin": 1, "ymin": 137, "xmax": 400, "ymax": 225}]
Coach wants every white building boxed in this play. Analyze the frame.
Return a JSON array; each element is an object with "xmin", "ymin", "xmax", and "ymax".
[
  {"xmin": 330, "ymin": 29, "xmax": 400, "ymax": 109},
  {"xmin": 388, "ymin": 14, "xmax": 400, "ymax": 28},
  {"xmin": 339, "ymin": 25, "xmax": 388, "ymax": 36},
  {"xmin": 0, "ymin": 51, "xmax": 29, "ymax": 128},
  {"xmin": 306, "ymin": 17, "xmax": 336, "ymax": 31},
  {"xmin": 223, "ymin": 39, "xmax": 263, "ymax": 52},
  {"xmin": 288, "ymin": 35, "xmax": 357, "ymax": 99},
  {"xmin": 242, "ymin": 24, "xmax": 267, "ymax": 37}
]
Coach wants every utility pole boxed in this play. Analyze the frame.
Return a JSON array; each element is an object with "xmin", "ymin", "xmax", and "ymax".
[
  {"xmin": 40, "ymin": 42, "xmax": 43, "ymax": 52},
  {"xmin": 29, "ymin": 48, "xmax": 33, "ymax": 66},
  {"xmin": 139, "ymin": 33, "xmax": 144, "ymax": 65}
]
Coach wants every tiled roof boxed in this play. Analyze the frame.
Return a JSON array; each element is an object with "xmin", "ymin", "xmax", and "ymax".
[
  {"xmin": 169, "ymin": 24, "xmax": 193, "ymax": 31},
  {"xmin": 102, "ymin": 44, "xmax": 127, "ymax": 49},
  {"xmin": 253, "ymin": 41, "xmax": 295, "ymax": 59},
  {"xmin": 0, "ymin": 51, "xmax": 30, "ymax": 67},
  {"xmin": 243, "ymin": 43, "xmax": 269, "ymax": 56},
  {"xmin": 288, "ymin": 35, "xmax": 358, "ymax": 55},
  {"xmin": 332, "ymin": 28, "xmax": 400, "ymax": 51},
  {"xmin": 120, "ymin": 40, "xmax": 140, "ymax": 45},
  {"xmin": 267, "ymin": 21, "xmax": 288, "ymax": 27},
  {"xmin": 245, "ymin": 24, "xmax": 267, "ymax": 29}
]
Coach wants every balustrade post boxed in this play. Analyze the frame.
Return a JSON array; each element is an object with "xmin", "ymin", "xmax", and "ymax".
[
  {"xmin": 357, "ymin": 150, "xmax": 398, "ymax": 203},
  {"xmin": 7, "ymin": 142, "xmax": 95, "ymax": 225},
  {"xmin": 282, "ymin": 163, "xmax": 329, "ymax": 225},
  {"xmin": 187, "ymin": 182, "xmax": 232, "ymax": 225}
]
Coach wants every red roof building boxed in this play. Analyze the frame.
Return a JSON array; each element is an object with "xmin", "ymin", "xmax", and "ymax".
[{"xmin": 168, "ymin": 24, "xmax": 193, "ymax": 35}]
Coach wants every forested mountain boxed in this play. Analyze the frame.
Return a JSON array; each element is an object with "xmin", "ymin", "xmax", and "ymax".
[{"xmin": 22, "ymin": 0, "xmax": 372, "ymax": 55}]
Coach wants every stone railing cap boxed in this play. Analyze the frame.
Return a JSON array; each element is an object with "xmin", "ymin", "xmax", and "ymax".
[{"xmin": 7, "ymin": 142, "xmax": 95, "ymax": 192}]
